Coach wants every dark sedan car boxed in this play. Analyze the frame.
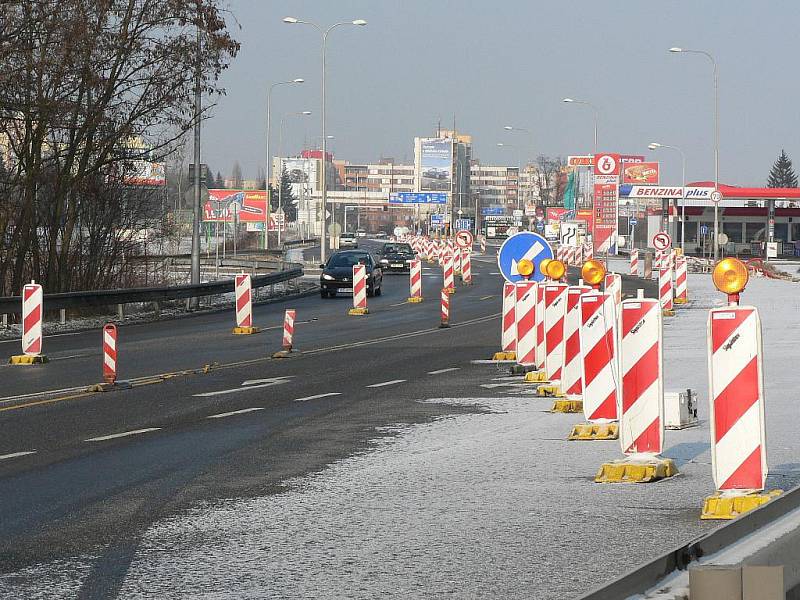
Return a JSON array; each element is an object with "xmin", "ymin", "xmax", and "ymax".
[
  {"xmin": 320, "ymin": 250, "xmax": 383, "ymax": 298},
  {"xmin": 377, "ymin": 242, "xmax": 416, "ymax": 272}
]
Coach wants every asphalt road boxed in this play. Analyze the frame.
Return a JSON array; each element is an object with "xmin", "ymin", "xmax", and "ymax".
[{"xmin": 0, "ymin": 241, "xmax": 659, "ymax": 598}]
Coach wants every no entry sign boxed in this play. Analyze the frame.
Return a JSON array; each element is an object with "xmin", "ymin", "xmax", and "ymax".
[{"xmin": 652, "ymin": 232, "xmax": 672, "ymax": 252}]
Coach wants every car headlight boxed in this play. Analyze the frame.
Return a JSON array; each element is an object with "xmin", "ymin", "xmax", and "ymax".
[
  {"xmin": 380, "ymin": 259, "xmax": 389, "ymax": 264},
  {"xmin": 322, "ymin": 274, "xmax": 335, "ymax": 280}
]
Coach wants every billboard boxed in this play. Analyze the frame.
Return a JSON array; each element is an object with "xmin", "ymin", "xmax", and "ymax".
[
  {"xmin": 567, "ymin": 155, "xmax": 594, "ymax": 167},
  {"xmin": 389, "ymin": 192, "xmax": 447, "ymax": 204},
  {"xmin": 622, "ymin": 161, "xmax": 659, "ymax": 185},
  {"xmin": 122, "ymin": 161, "xmax": 166, "ymax": 186},
  {"xmin": 420, "ymin": 138, "xmax": 452, "ymax": 192},
  {"xmin": 202, "ymin": 189, "xmax": 284, "ymax": 231},
  {"xmin": 281, "ymin": 157, "xmax": 317, "ymax": 198}
]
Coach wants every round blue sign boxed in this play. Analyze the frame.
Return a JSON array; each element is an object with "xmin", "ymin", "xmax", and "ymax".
[{"xmin": 497, "ymin": 231, "xmax": 554, "ymax": 283}]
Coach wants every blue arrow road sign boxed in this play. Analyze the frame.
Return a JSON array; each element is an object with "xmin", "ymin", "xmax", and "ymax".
[
  {"xmin": 629, "ymin": 218, "xmax": 638, "ymax": 225},
  {"xmin": 497, "ymin": 231, "xmax": 554, "ymax": 283}
]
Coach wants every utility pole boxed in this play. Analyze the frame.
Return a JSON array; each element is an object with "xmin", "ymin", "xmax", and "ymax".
[{"xmin": 190, "ymin": 17, "xmax": 202, "ymax": 308}]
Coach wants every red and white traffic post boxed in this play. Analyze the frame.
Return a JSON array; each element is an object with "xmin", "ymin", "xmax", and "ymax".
[
  {"xmin": 349, "ymin": 264, "xmax": 369, "ymax": 315},
  {"xmin": 480, "ymin": 236, "xmax": 486, "ymax": 254},
  {"xmin": 282, "ymin": 309, "xmax": 296, "ymax": 351},
  {"xmin": 439, "ymin": 287, "xmax": 450, "ymax": 328},
  {"xmin": 11, "ymin": 281, "xmax": 47, "ymax": 364},
  {"xmin": 674, "ymin": 254, "xmax": 688, "ymax": 304},
  {"xmin": 460, "ymin": 249, "xmax": 472, "ymax": 285},
  {"xmin": 604, "ymin": 272, "xmax": 622, "ymax": 308},
  {"xmin": 408, "ymin": 259, "xmax": 423, "ymax": 302},
  {"xmin": 659, "ymin": 260, "xmax": 675, "ymax": 316},
  {"xmin": 442, "ymin": 251, "xmax": 455, "ymax": 294},
  {"xmin": 514, "ymin": 282, "xmax": 537, "ymax": 366},
  {"xmin": 535, "ymin": 284, "xmax": 546, "ymax": 371},
  {"xmin": 543, "ymin": 283, "xmax": 568, "ymax": 385},
  {"xmin": 233, "ymin": 273, "xmax": 259, "ymax": 334},
  {"xmin": 102, "ymin": 323, "xmax": 118, "ymax": 384},
  {"xmin": 630, "ymin": 248, "xmax": 639, "ymax": 276},
  {"xmin": 561, "ymin": 286, "xmax": 591, "ymax": 399}
]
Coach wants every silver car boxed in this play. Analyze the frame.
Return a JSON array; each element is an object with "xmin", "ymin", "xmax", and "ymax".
[{"xmin": 339, "ymin": 232, "xmax": 358, "ymax": 248}]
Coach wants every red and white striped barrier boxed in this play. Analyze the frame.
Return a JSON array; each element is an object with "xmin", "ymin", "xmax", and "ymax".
[
  {"xmin": 439, "ymin": 287, "xmax": 450, "ymax": 328},
  {"xmin": 22, "ymin": 281, "xmax": 43, "ymax": 356},
  {"xmin": 535, "ymin": 284, "xmax": 546, "ymax": 370},
  {"xmin": 675, "ymin": 254, "xmax": 688, "ymax": 303},
  {"xmin": 653, "ymin": 251, "xmax": 662, "ymax": 279},
  {"xmin": 630, "ymin": 249, "xmax": 639, "ymax": 276},
  {"xmin": 349, "ymin": 264, "xmax": 369, "ymax": 315},
  {"xmin": 562, "ymin": 285, "xmax": 591, "ymax": 398},
  {"xmin": 708, "ymin": 305, "xmax": 767, "ymax": 491},
  {"xmin": 501, "ymin": 282, "xmax": 516, "ymax": 355},
  {"xmin": 604, "ymin": 273, "xmax": 622, "ymax": 307},
  {"xmin": 443, "ymin": 252, "xmax": 455, "ymax": 293},
  {"xmin": 579, "ymin": 292, "xmax": 619, "ymax": 421},
  {"xmin": 234, "ymin": 273, "xmax": 253, "ymax": 329},
  {"xmin": 659, "ymin": 261, "xmax": 674, "ymax": 313},
  {"xmin": 453, "ymin": 246, "xmax": 462, "ymax": 274},
  {"xmin": 461, "ymin": 250, "xmax": 472, "ymax": 284},
  {"xmin": 282, "ymin": 309, "xmax": 296, "ymax": 351},
  {"xmin": 620, "ymin": 298, "xmax": 663, "ymax": 454},
  {"xmin": 557, "ymin": 246, "xmax": 567, "ymax": 262},
  {"xmin": 102, "ymin": 323, "xmax": 118, "ymax": 384},
  {"xmin": 514, "ymin": 282, "xmax": 537, "ymax": 366},
  {"xmin": 480, "ymin": 237, "xmax": 486, "ymax": 254},
  {"xmin": 544, "ymin": 283, "xmax": 569, "ymax": 382},
  {"xmin": 408, "ymin": 259, "xmax": 423, "ymax": 301},
  {"xmin": 583, "ymin": 242, "xmax": 593, "ymax": 261}
]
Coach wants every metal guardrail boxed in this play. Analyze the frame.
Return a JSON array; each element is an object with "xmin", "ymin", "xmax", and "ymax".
[
  {"xmin": 0, "ymin": 267, "xmax": 303, "ymax": 314},
  {"xmin": 578, "ymin": 482, "xmax": 800, "ymax": 599}
]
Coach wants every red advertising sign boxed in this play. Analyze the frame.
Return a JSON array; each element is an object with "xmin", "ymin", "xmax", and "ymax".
[
  {"xmin": 546, "ymin": 207, "xmax": 594, "ymax": 232},
  {"xmin": 622, "ymin": 161, "xmax": 660, "ymax": 185},
  {"xmin": 203, "ymin": 189, "xmax": 283, "ymax": 230},
  {"xmin": 593, "ymin": 182, "xmax": 619, "ymax": 253},
  {"xmin": 593, "ymin": 153, "xmax": 621, "ymax": 176},
  {"xmin": 568, "ymin": 155, "xmax": 594, "ymax": 167}
]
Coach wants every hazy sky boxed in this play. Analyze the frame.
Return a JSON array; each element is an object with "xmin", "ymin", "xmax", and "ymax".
[{"xmin": 202, "ymin": 0, "xmax": 800, "ymax": 187}]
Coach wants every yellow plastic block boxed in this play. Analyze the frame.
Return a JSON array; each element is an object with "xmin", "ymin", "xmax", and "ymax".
[
  {"xmin": 524, "ymin": 371, "xmax": 548, "ymax": 383},
  {"xmin": 491, "ymin": 351, "xmax": 516, "ymax": 361},
  {"xmin": 232, "ymin": 326, "xmax": 261, "ymax": 335},
  {"xmin": 9, "ymin": 354, "xmax": 48, "ymax": 365},
  {"xmin": 537, "ymin": 384, "xmax": 564, "ymax": 398},
  {"xmin": 348, "ymin": 307, "xmax": 370, "ymax": 316},
  {"xmin": 662, "ymin": 309, "xmax": 676, "ymax": 317},
  {"xmin": 551, "ymin": 399, "xmax": 583, "ymax": 413},
  {"xmin": 445, "ymin": 287, "xmax": 456, "ymax": 295},
  {"xmin": 271, "ymin": 350, "xmax": 293, "ymax": 359},
  {"xmin": 701, "ymin": 490, "xmax": 783, "ymax": 520},
  {"xmin": 407, "ymin": 297, "xmax": 423, "ymax": 303},
  {"xmin": 674, "ymin": 297, "xmax": 688, "ymax": 305},
  {"xmin": 568, "ymin": 422, "xmax": 619, "ymax": 441},
  {"xmin": 595, "ymin": 457, "xmax": 678, "ymax": 483}
]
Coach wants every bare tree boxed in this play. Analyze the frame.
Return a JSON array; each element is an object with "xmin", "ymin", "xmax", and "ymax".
[
  {"xmin": 530, "ymin": 155, "xmax": 567, "ymax": 207},
  {"xmin": 230, "ymin": 161, "xmax": 243, "ymax": 189}
]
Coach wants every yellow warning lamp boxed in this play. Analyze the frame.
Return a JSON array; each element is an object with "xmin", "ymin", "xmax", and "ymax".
[
  {"xmin": 539, "ymin": 258, "xmax": 552, "ymax": 279},
  {"xmin": 712, "ymin": 258, "xmax": 749, "ymax": 304},
  {"xmin": 581, "ymin": 259, "xmax": 606, "ymax": 289},
  {"xmin": 517, "ymin": 258, "xmax": 535, "ymax": 279},
  {"xmin": 546, "ymin": 259, "xmax": 566, "ymax": 281}
]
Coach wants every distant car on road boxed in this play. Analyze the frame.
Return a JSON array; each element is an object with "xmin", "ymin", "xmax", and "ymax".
[
  {"xmin": 339, "ymin": 232, "xmax": 358, "ymax": 248},
  {"xmin": 356, "ymin": 228, "xmax": 367, "ymax": 238},
  {"xmin": 378, "ymin": 242, "xmax": 415, "ymax": 272},
  {"xmin": 320, "ymin": 250, "xmax": 383, "ymax": 298},
  {"xmin": 375, "ymin": 231, "xmax": 388, "ymax": 239}
]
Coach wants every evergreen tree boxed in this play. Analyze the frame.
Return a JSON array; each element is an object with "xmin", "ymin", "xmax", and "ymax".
[
  {"xmin": 230, "ymin": 161, "xmax": 243, "ymax": 189},
  {"xmin": 767, "ymin": 150, "xmax": 798, "ymax": 188},
  {"xmin": 274, "ymin": 167, "xmax": 298, "ymax": 222},
  {"xmin": 215, "ymin": 170, "xmax": 224, "ymax": 188}
]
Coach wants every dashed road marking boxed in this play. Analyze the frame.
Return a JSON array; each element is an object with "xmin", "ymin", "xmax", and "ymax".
[
  {"xmin": 193, "ymin": 377, "xmax": 292, "ymax": 397},
  {"xmin": 479, "ymin": 295, "xmax": 494, "ymax": 301},
  {"xmin": 85, "ymin": 428, "xmax": 161, "ymax": 442},
  {"xmin": 0, "ymin": 451, "xmax": 36, "ymax": 460},
  {"xmin": 428, "ymin": 368, "xmax": 460, "ymax": 375},
  {"xmin": 366, "ymin": 379, "xmax": 406, "ymax": 388},
  {"xmin": 293, "ymin": 392, "xmax": 342, "ymax": 402},
  {"xmin": 207, "ymin": 407, "xmax": 266, "ymax": 419}
]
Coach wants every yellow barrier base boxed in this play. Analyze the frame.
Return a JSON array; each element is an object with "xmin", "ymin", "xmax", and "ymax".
[
  {"xmin": 674, "ymin": 297, "xmax": 688, "ymax": 305},
  {"xmin": 701, "ymin": 490, "xmax": 783, "ymax": 520},
  {"xmin": 271, "ymin": 350, "xmax": 293, "ymax": 359},
  {"xmin": 595, "ymin": 456, "xmax": 678, "ymax": 484},
  {"xmin": 662, "ymin": 309, "xmax": 676, "ymax": 317},
  {"xmin": 9, "ymin": 354, "xmax": 49, "ymax": 365},
  {"xmin": 348, "ymin": 307, "xmax": 370, "ymax": 316},
  {"xmin": 407, "ymin": 297, "xmax": 423, "ymax": 303},
  {"xmin": 537, "ymin": 384, "xmax": 564, "ymax": 398},
  {"xmin": 568, "ymin": 422, "xmax": 619, "ymax": 441},
  {"xmin": 445, "ymin": 287, "xmax": 456, "ymax": 295},
  {"xmin": 492, "ymin": 351, "xmax": 516, "ymax": 361},
  {"xmin": 524, "ymin": 371, "xmax": 548, "ymax": 383},
  {"xmin": 551, "ymin": 399, "xmax": 583, "ymax": 413},
  {"xmin": 454, "ymin": 270, "xmax": 462, "ymax": 276},
  {"xmin": 232, "ymin": 326, "xmax": 261, "ymax": 335}
]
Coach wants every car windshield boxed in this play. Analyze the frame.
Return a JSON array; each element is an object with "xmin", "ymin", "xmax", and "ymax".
[
  {"xmin": 383, "ymin": 244, "xmax": 412, "ymax": 254},
  {"xmin": 341, "ymin": 233, "xmax": 356, "ymax": 239},
  {"xmin": 328, "ymin": 253, "xmax": 368, "ymax": 268}
]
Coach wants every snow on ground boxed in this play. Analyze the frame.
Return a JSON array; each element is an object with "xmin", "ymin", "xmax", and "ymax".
[{"xmin": 4, "ymin": 268, "xmax": 800, "ymax": 599}]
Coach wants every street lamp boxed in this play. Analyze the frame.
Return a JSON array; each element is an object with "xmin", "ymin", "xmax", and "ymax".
[
  {"xmin": 649, "ymin": 142, "xmax": 687, "ymax": 252},
  {"xmin": 284, "ymin": 16, "xmax": 367, "ymax": 264},
  {"xmin": 562, "ymin": 98, "xmax": 599, "ymax": 152},
  {"xmin": 278, "ymin": 110, "xmax": 313, "ymax": 247},
  {"xmin": 265, "ymin": 78, "xmax": 304, "ymax": 250},
  {"xmin": 669, "ymin": 46, "xmax": 720, "ymax": 260}
]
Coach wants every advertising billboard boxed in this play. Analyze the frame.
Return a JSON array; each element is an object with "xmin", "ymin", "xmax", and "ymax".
[
  {"xmin": 281, "ymin": 157, "xmax": 317, "ymax": 198},
  {"xmin": 122, "ymin": 161, "xmax": 166, "ymax": 186},
  {"xmin": 203, "ymin": 189, "xmax": 284, "ymax": 231},
  {"xmin": 622, "ymin": 161, "xmax": 660, "ymax": 185},
  {"xmin": 420, "ymin": 138, "xmax": 452, "ymax": 192}
]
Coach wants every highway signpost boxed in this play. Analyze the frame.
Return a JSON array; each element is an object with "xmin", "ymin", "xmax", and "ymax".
[{"xmin": 497, "ymin": 231, "xmax": 554, "ymax": 283}]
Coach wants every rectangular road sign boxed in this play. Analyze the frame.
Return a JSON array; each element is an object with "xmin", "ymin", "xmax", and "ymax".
[{"xmin": 389, "ymin": 192, "xmax": 447, "ymax": 204}]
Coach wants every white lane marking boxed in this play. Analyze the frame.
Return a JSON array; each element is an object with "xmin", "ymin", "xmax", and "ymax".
[
  {"xmin": 490, "ymin": 271, "xmax": 501, "ymax": 275},
  {"xmin": 293, "ymin": 392, "xmax": 342, "ymax": 402},
  {"xmin": 50, "ymin": 353, "xmax": 92, "ymax": 361},
  {"xmin": 193, "ymin": 377, "xmax": 292, "ymax": 397},
  {"xmin": 0, "ymin": 331, "xmax": 82, "ymax": 345},
  {"xmin": 207, "ymin": 407, "xmax": 266, "ymax": 419},
  {"xmin": 428, "ymin": 368, "xmax": 460, "ymax": 375},
  {"xmin": 390, "ymin": 301, "xmax": 408, "ymax": 307},
  {"xmin": 0, "ymin": 451, "xmax": 36, "ymax": 460},
  {"xmin": 366, "ymin": 379, "xmax": 406, "ymax": 388},
  {"xmin": 85, "ymin": 428, "xmax": 161, "ymax": 442}
]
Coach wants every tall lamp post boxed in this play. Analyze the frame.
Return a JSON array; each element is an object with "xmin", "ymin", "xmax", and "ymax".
[
  {"xmin": 265, "ymin": 78, "xmax": 304, "ymax": 250},
  {"xmin": 562, "ymin": 98, "xmax": 599, "ymax": 153},
  {"xmin": 669, "ymin": 47, "xmax": 719, "ymax": 260},
  {"xmin": 649, "ymin": 142, "xmax": 687, "ymax": 252},
  {"xmin": 278, "ymin": 110, "xmax": 313, "ymax": 247},
  {"xmin": 284, "ymin": 16, "xmax": 367, "ymax": 264}
]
